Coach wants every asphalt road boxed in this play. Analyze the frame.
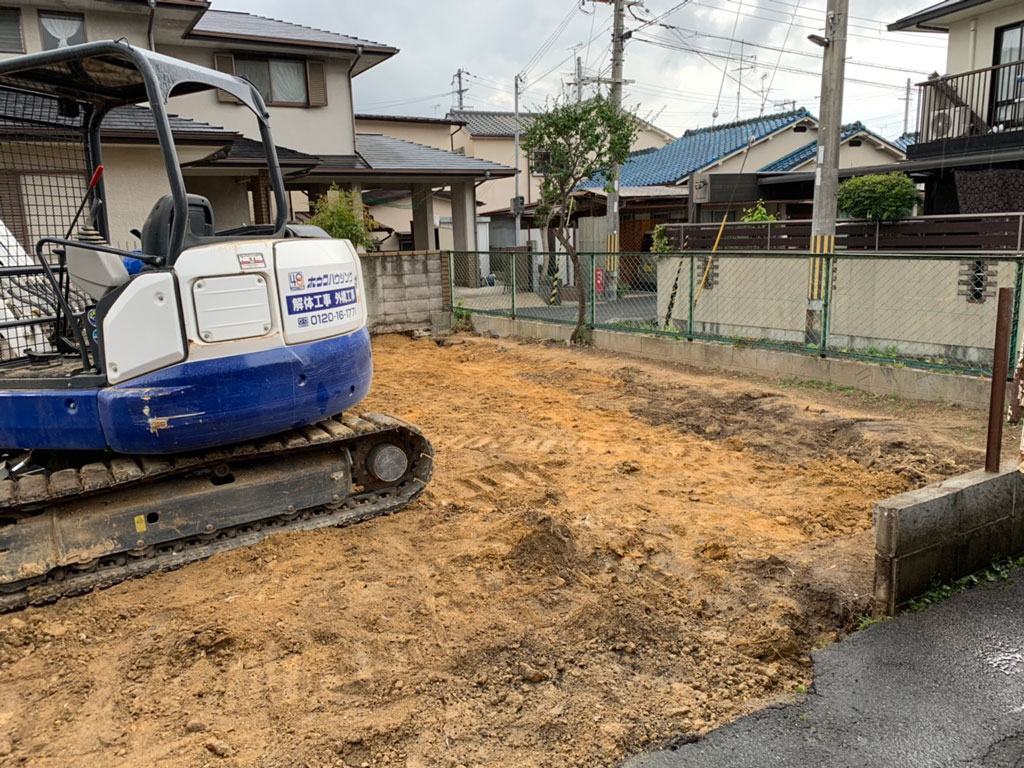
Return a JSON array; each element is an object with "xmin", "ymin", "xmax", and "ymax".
[
  {"xmin": 516, "ymin": 293, "xmax": 658, "ymax": 326},
  {"xmin": 623, "ymin": 573, "xmax": 1024, "ymax": 768}
]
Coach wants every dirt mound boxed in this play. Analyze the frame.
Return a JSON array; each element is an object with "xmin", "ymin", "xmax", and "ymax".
[
  {"xmin": 0, "ymin": 333, "xmax": 989, "ymax": 768},
  {"xmin": 616, "ymin": 365, "xmax": 975, "ymax": 485}
]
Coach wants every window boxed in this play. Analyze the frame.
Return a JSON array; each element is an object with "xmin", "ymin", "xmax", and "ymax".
[
  {"xmin": 39, "ymin": 11, "xmax": 85, "ymax": 50},
  {"xmin": 993, "ymin": 21, "xmax": 1024, "ymax": 125},
  {"xmin": 218, "ymin": 54, "xmax": 326, "ymax": 107},
  {"xmin": 0, "ymin": 7, "xmax": 22, "ymax": 53}
]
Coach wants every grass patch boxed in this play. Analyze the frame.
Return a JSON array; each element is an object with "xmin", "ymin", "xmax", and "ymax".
[
  {"xmin": 904, "ymin": 555, "xmax": 1024, "ymax": 614},
  {"xmin": 777, "ymin": 377, "xmax": 857, "ymax": 395},
  {"xmin": 854, "ymin": 614, "xmax": 891, "ymax": 631}
]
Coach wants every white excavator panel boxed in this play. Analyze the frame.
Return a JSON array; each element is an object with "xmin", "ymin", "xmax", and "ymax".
[
  {"xmin": 274, "ymin": 239, "xmax": 366, "ymax": 345},
  {"xmin": 174, "ymin": 240, "xmax": 283, "ymax": 363},
  {"xmin": 103, "ymin": 272, "xmax": 185, "ymax": 384}
]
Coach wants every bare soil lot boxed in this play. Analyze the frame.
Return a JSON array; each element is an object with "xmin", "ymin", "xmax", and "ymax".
[{"xmin": 0, "ymin": 333, "xmax": 998, "ymax": 768}]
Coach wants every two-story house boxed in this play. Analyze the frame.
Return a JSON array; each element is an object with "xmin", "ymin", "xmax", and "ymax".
[
  {"xmin": 446, "ymin": 109, "xmax": 676, "ymax": 215},
  {"xmin": 0, "ymin": 1, "xmax": 513, "ymax": 252},
  {"xmin": 888, "ymin": 0, "xmax": 1024, "ymax": 213}
]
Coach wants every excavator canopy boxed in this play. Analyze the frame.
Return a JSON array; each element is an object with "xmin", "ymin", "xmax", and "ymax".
[{"xmin": 0, "ymin": 41, "xmax": 266, "ymax": 115}]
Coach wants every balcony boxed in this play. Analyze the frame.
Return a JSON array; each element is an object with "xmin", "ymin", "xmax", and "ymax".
[{"xmin": 912, "ymin": 58, "xmax": 1024, "ymax": 159}]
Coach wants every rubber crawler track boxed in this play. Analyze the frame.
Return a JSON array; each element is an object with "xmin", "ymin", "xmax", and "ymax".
[{"xmin": 0, "ymin": 412, "xmax": 433, "ymax": 612}]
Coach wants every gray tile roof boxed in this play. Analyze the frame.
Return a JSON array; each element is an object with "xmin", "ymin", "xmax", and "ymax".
[
  {"xmin": 447, "ymin": 109, "xmax": 674, "ymax": 140},
  {"xmin": 447, "ymin": 110, "xmax": 535, "ymax": 138},
  {"xmin": 353, "ymin": 134, "xmax": 515, "ymax": 175},
  {"xmin": 219, "ymin": 137, "xmax": 318, "ymax": 166},
  {"xmin": 191, "ymin": 9, "xmax": 396, "ymax": 53},
  {"xmin": 104, "ymin": 105, "xmax": 238, "ymax": 139},
  {"xmin": 0, "ymin": 88, "xmax": 236, "ymax": 139}
]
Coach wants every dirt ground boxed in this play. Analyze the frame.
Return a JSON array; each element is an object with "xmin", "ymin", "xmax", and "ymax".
[{"xmin": 0, "ymin": 332, "xmax": 1002, "ymax": 768}]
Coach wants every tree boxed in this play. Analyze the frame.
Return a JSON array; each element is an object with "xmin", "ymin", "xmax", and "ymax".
[
  {"xmin": 521, "ymin": 95, "xmax": 636, "ymax": 343},
  {"xmin": 307, "ymin": 185, "xmax": 376, "ymax": 251},
  {"xmin": 836, "ymin": 173, "xmax": 923, "ymax": 223}
]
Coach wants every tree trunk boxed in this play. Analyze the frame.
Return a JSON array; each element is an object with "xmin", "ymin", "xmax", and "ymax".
[{"xmin": 553, "ymin": 227, "xmax": 587, "ymax": 344}]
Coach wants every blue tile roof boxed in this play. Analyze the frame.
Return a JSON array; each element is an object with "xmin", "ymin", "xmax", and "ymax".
[
  {"xmin": 581, "ymin": 108, "xmax": 813, "ymax": 188},
  {"xmin": 757, "ymin": 122, "xmax": 908, "ymax": 173},
  {"xmin": 892, "ymin": 132, "xmax": 918, "ymax": 152}
]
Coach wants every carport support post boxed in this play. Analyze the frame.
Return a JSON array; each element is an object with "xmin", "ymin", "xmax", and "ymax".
[
  {"xmin": 987, "ymin": 287, "xmax": 1013, "ymax": 472},
  {"xmin": 411, "ymin": 184, "xmax": 435, "ymax": 251},
  {"xmin": 451, "ymin": 181, "xmax": 477, "ymax": 252}
]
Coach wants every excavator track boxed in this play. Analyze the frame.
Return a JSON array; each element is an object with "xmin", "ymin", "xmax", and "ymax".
[{"xmin": 0, "ymin": 412, "xmax": 433, "ymax": 612}]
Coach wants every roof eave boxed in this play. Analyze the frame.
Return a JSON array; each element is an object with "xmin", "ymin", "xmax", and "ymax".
[
  {"xmin": 304, "ymin": 168, "xmax": 516, "ymax": 178},
  {"xmin": 184, "ymin": 30, "xmax": 399, "ymax": 59},
  {"xmin": 886, "ymin": 0, "xmax": 992, "ymax": 32}
]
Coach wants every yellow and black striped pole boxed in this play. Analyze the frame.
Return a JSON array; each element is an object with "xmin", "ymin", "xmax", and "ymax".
[
  {"xmin": 807, "ymin": 233, "xmax": 834, "ymax": 301},
  {"xmin": 549, "ymin": 275, "xmax": 560, "ymax": 305}
]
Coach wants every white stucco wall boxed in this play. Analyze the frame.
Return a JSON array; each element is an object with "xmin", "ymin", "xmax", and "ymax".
[
  {"xmin": 100, "ymin": 145, "xmax": 173, "ymax": 248},
  {"xmin": 354, "ymin": 119, "xmax": 457, "ymax": 151},
  {"xmin": 156, "ymin": 43, "xmax": 357, "ymax": 156},
  {"xmin": 946, "ymin": 4, "xmax": 1024, "ymax": 72}
]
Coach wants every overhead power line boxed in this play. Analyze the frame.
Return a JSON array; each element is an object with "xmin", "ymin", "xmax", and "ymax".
[
  {"xmin": 634, "ymin": 34, "xmax": 908, "ymax": 90},
  {"xmin": 652, "ymin": 22, "xmax": 933, "ymax": 74}
]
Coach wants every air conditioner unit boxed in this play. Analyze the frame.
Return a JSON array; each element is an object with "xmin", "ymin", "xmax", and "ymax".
[{"xmin": 930, "ymin": 106, "xmax": 970, "ymax": 139}]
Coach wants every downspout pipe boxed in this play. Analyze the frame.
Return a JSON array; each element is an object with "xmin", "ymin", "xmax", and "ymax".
[
  {"xmin": 147, "ymin": 0, "xmax": 156, "ymax": 51},
  {"xmin": 967, "ymin": 19, "xmax": 977, "ymax": 70}
]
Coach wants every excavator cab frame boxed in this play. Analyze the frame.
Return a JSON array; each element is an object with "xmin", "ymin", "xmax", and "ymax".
[{"xmin": 0, "ymin": 40, "xmax": 290, "ymax": 261}]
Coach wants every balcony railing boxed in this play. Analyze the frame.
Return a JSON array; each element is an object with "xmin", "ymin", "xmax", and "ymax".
[{"xmin": 916, "ymin": 58, "xmax": 1024, "ymax": 145}]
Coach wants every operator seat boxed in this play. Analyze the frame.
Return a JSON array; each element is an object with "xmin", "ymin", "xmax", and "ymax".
[{"xmin": 140, "ymin": 194, "xmax": 215, "ymax": 263}]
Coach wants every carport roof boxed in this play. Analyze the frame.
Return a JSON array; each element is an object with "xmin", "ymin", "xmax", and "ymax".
[{"xmin": 195, "ymin": 133, "xmax": 516, "ymax": 180}]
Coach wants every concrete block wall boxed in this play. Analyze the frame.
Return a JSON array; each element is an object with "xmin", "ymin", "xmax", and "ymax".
[
  {"xmin": 874, "ymin": 463, "xmax": 1023, "ymax": 615},
  {"xmin": 359, "ymin": 251, "xmax": 450, "ymax": 333},
  {"xmin": 470, "ymin": 316, "xmax": 994, "ymax": 409}
]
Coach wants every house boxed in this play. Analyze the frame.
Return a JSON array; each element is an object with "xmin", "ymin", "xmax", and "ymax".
[
  {"xmin": 575, "ymin": 109, "xmax": 905, "ymax": 247},
  {"xmin": 349, "ymin": 114, "xmax": 482, "ymax": 250},
  {"xmin": 887, "ymin": 0, "xmax": 1024, "ymax": 212},
  {"xmin": 446, "ymin": 108, "xmax": 675, "ymax": 215},
  {"xmin": 0, "ymin": 1, "xmax": 513, "ymax": 251}
]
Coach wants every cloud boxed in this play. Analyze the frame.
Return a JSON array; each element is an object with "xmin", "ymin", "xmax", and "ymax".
[{"xmin": 213, "ymin": 0, "xmax": 947, "ymax": 139}]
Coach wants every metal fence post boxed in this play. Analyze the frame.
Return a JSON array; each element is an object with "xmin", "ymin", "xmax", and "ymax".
[
  {"xmin": 510, "ymin": 251, "xmax": 517, "ymax": 319},
  {"xmin": 687, "ymin": 253, "xmax": 695, "ymax": 341},
  {"xmin": 589, "ymin": 253, "xmax": 597, "ymax": 328},
  {"xmin": 1010, "ymin": 258, "xmax": 1023, "ymax": 375},
  {"xmin": 821, "ymin": 256, "xmax": 833, "ymax": 357},
  {"xmin": 448, "ymin": 250, "xmax": 456, "ymax": 312}
]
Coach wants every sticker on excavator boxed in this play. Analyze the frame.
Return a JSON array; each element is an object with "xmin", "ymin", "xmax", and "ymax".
[
  {"xmin": 237, "ymin": 253, "xmax": 265, "ymax": 270},
  {"xmin": 134, "ymin": 515, "xmax": 147, "ymax": 533},
  {"xmin": 275, "ymin": 239, "xmax": 365, "ymax": 345}
]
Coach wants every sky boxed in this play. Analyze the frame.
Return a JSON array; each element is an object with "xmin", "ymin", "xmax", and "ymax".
[{"xmin": 213, "ymin": 0, "xmax": 950, "ymax": 141}]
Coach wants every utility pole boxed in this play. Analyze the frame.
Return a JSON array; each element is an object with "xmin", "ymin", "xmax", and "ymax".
[
  {"xmin": 606, "ymin": 0, "xmax": 626, "ymax": 258},
  {"xmin": 513, "ymin": 73, "xmax": 522, "ymax": 246},
  {"xmin": 575, "ymin": 56, "xmax": 583, "ymax": 103},
  {"xmin": 453, "ymin": 68, "xmax": 468, "ymax": 110},
  {"xmin": 901, "ymin": 77, "xmax": 912, "ymax": 135},
  {"xmin": 807, "ymin": 0, "xmax": 848, "ymax": 347}
]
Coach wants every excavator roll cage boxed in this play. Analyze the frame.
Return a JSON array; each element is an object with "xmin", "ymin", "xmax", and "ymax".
[{"xmin": 0, "ymin": 41, "xmax": 289, "ymax": 372}]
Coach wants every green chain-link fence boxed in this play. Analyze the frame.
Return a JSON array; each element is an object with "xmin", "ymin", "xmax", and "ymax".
[{"xmin": 449, "ymin": 250, "xmax": 1024, "ymax": 376}]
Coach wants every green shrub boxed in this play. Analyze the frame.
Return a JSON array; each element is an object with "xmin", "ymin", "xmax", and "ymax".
[
  {"xmin": 740, "ymin": 199, "xmax": 777, "ymax": 222},
  {"xmin": 837, "ymin": 173, "xmax": 922, "ymax": 222},
  {"xmin": 651, "ymin": 224, "xmax": 672, "ymax": 253},
  {"xmin": 307, "ymin": 185, "xmax": 375, "ymax": 251}
]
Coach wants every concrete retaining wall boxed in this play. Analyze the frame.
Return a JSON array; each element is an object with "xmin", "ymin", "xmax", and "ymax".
[
  {"xmin": 470, "ymin": 315, "xmax": 994, "ymax": 410},
  {"xmin": 874, "ymin": 463, "xmax": 1023, "ymax": 615},
  {"xmin": 359, "ymin": 251, "xmax": 450, "ymax": 333}
]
